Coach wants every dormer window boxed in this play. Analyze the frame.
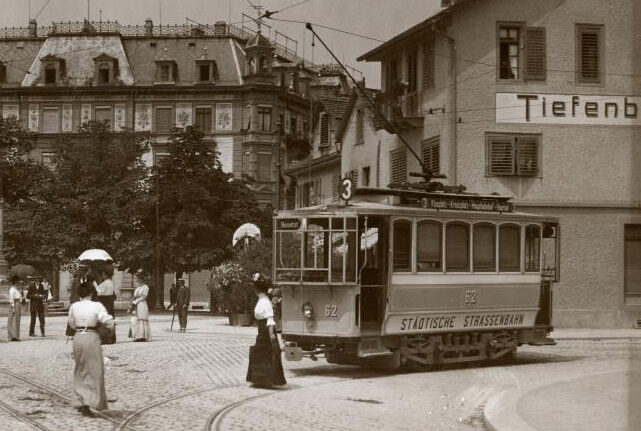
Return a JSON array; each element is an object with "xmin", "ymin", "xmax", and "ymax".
[
  {"xmin": 155, "ymin": 61, "xmax": 177, "ymax": 84},
  {"xmin": 195, "ymin": 60, "xmax": 217, "ymax": 83},
  {"xmin": 45, "ymin": 64, "xmax": 57, "ymax": 84},
  {"xmin": 98, "ymin": 65, "xmax": 110, "ymax": 84},
  {"xmin": 93, "ymin": 54, "xmax": 118, "ymax": 86}
]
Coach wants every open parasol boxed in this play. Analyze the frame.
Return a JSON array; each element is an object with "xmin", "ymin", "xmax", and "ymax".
[
  {"xmin": 78, "ymin": 249, "xmax": 114, "ymax": 263},
  {"xmin": 232, "ymin": 223, "xmax": 261, "ymax": 247},
  {"xmin": 8, "ymin": 264, "xmax": 38, "ymax": 280}
]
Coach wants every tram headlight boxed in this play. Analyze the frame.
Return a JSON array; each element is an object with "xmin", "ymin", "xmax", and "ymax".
[{"xmin": 302, "ymin": 302, "xmax": 314, "ymax": 320}]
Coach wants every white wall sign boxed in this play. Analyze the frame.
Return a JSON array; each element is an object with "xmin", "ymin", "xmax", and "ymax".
[
  {"xmin": 28, "ymin": 104, "xmax": 39, "ymax": 132},
  {"xmin": 135, "ymin": 104, "xmax": 152, "ymax": 131},
  {"xmin": 114, "ymin": 104, "xmax": 126, "ymax": 131},
  {"xmin": 62, "ymin": 104, "xmax": 73, "ymax": 132},
  {"xmin": 216, "ymin": 103, "xmax": 233, "ymax": 130},
  {"xmin": 2, "ymin": 104, "xmax": 19, "ymax": 119},
  {"xmin": 175, "ymin": 103, "xmax": 192, "ymax": 128},
  {"xmin": 216, "ymin": 136, "xmax": 234, "ymax": 173},
  {"xmin": 496, "ymin": 92, "xmax": 641, "ymax": 126}
]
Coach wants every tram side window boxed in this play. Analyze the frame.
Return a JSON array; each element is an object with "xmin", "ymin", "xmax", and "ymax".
[
  {"xmin": 303, "ymin": 218, "xmax": 329, "ymax": 282},
  {"xmin": 473, "ymin": 223, "xmax": 496, "ymax": 271},
  {"xmin": 331, "ymin": 231, "xmax": 345, "ymax": 283},
  {"xmin": 393, "ymin": 220, "xmax": 412, "ymax": 272},
  {"xmin": 499, "ymin": 224, "xmax": 521, "ymax": 271},
  {"xmin": 276, "ymin": 231, "xmax": 302, "ymax": 282},
  {"xmin": 446, "ymin": 222, "xmax": 470, "ymax": 271},
  {"xmin": 417, "ymin": 221, "xmax": 442, "ymax": 271},
  {"xmin": 525, "ymin": 224, "xmax": 541, "ymax": 271}
]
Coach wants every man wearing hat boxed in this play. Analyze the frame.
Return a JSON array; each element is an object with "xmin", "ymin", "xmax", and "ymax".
[
  {"xmin": 27, "ymin": 276, "xmax": 46, "ymax": 337},
  {"xmin": 176, "ymin": 279, "xmax": 190, "ymax": 333}
]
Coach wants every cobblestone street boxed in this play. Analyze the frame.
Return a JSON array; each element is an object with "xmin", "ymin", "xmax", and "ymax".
[{"xmin": 1, "ymin": 314, "xmax": 639, "ymax": 431}]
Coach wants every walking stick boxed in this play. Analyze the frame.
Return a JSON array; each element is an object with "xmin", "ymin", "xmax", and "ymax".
[{"xmin": 170, "ymin": 305, "xmax": 176, "ymax": 331}]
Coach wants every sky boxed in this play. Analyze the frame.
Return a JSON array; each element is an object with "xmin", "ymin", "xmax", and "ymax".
[{"xmin": 0, "ymin": 0, "xmax": 442, "ymax": 88}]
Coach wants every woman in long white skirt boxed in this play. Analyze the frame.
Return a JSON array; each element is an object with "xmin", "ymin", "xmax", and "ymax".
[
  {"xmin": 68, "ymin": 280, "xmax": 114, "ymax": 416},
  {"xmin": 130, "ymin": 270, "xmax": 151, "ymax": 342},
  {"xmin": 7, "ymin": 276, "xmax": 23, "ymax": 341}
]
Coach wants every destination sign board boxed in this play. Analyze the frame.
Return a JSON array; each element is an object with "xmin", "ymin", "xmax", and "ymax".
[
  {"xmin": 383, "ymin": 310, "xmax": 537, "ymax": 335},
  {"xmin": 276, "ymin": 218, "xmax": 301, "ymax": 230},
  {"xmin": 419, "ymin": 197, "xmax": 513, "ymax": 213}
]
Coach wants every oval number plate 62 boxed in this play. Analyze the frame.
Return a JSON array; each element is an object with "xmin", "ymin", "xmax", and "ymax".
[{"xmin": 325, "ymin": 304, "xmax": 338, "ymax": 318}]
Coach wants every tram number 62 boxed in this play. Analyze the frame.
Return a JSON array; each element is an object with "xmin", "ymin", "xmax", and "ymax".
[
  {"xmin": 464, "ymin": 290, "xmax": 478, "ymax": 305},
  {"xmin": 325, "ymin": 305, "xmax": 338, "ymax": 318}
]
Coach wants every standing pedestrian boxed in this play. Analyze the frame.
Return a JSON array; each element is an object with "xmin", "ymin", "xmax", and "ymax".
[
  {"xmin": 246, "ymin": 273, "xmax": 286, "ymax": 387},
  {"xmin": 27, "ymin": 278, "xmax": 46, "ymax": 337},
  {"xmin": 41, "ymin": 277, "xmax": 52, "ymax": 302},
  {"xmin": 96, "ymin": 266, "xmax": 118, "ymax": 344},
  {"xmin": 176, "ymin": 279, "xmax": 190, "ymax": 333},
  {"xmin": 67, "ymin": 280, "xmax": 114, "ymax": 416},
  {"xmin": 130, "ymin": 270, "xmax": 151, "ymax": 342},
  {"xmin": 7, "ymin": 275, "xmax": 23, "ymax": 341},
  {"xmin": 168, "ymin": 282, "xmax": 178, "ymax": 311}
]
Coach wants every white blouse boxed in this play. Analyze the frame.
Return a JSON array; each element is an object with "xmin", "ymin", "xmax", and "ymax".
[
  {"xmin": 132, "ymin": 284, "xmax": 149, "ymax": 305},
  {"xmin": 8, "ymin": 286, "xmax": 22, "ymax": 302},
  {"xmin": 96, "ymin": 279, "xmax": 118, "ymax": 297},
  {"xmin": 68, "ymin": 300, "xmax": 114, "ymax": 330},
  {"xmin": 254, "ymin": 293, "xmax": 275, "ymax": 327}
]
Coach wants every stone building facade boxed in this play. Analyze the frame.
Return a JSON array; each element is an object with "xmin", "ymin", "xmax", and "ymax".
[{"xmin": 352, "ymin": 0, "xmax": 641, "ymax": 327}]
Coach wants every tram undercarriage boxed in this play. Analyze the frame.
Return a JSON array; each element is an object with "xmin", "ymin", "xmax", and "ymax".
[{"xmin": 284, "ymin": 328, "xmax": 553, "ymax": 370}]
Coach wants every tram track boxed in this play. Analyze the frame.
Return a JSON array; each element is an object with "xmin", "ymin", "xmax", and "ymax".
[{"xmin": 0, "ymin": 396, "xmax": 54, "ymax": 431}]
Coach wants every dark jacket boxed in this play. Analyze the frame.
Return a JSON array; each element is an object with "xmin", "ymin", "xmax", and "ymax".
[
  {"xmin": 176, "ymin": 286, "xmax": 190, "ymax": 307},
  {"xmin": 27, "ymin": 283, "xmax": 46, "ymax": 308},
  {"xmin": 169, "ymin": 285, "xmax": 179, "ymax": 309}
]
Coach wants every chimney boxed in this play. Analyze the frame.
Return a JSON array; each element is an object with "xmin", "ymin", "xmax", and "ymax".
[
  {"xmin": 145, "ymin": 18, "xmax": 153, "ymax": 36},
  {"xmin": 214, "ymin": 21, "xmax": 227, "ymax": 36},
  {"xmin": 28, "ymin": 19, "xmax": 37, "ymax": 37}
]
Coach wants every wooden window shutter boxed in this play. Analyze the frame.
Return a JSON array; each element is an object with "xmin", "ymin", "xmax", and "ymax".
[
  {"xmin": 156, "ymin": 108, "xmax": 173, "ymax": 133},
  {"xmin": 350, "ymin": 169, "xmax": 359, "ymax": 187},
  {"xmin": 578, "ymin": 26, "xmax": 601, "ymax": 83},
  {"xmin": 516, "ymin": 137, "xmax": 539, "ymax": 176},
  {"xmin": 332, "ymin": 176, "xmax": 340, "ymax": 202},
  {"xmin": 390, "ymin": 147, "xmax": 407, "ymax": 185},
  {"xmin": 172, "ymin": 62, "xmax": 179, "ymax": 82},
  {"xmin": 524, "ymin": 27, "xmax": 546, "ymax": 81},
  {"xmin": 421, "ymin": 135, "xmax": 440, "ymax": 175},
  {"xmin": 320, "ymin": 112, "xmax": 329, "ymax": 146},
  {"xmin": 487, "ymin": 136, "xmax": 515, "ymax": 175},
  {"xmin": 422, "ymin": 39, "xmax": 435, "ymax": 90}
]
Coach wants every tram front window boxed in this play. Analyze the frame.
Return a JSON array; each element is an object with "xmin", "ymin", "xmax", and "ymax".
[
  {"xmin": 303, "ymin": 218, "xmax": 329, "ymax": 282},
  {"xmin": 393, "ymin": 220, "xmax": 411, "ymax": 272}
]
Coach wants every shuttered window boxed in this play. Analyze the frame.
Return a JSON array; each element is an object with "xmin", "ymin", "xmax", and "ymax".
[
  {"xmin": 155, "ymin": 107, "xmax": 173, "ymax": 133},
  {"xmin": 195, "ymin": 107, "xmax": 212, "ymax": 133},
  {"xmin": 332, "ymin": 176, "xmax": 340, "ymax": 202},
  {"xmin": 577, "ymin": 25, "xmax": 602, "ymax": 84},
  {"xmin": 421, "ymin": 135, "xmax": 440, "ymax": 175},
  {"xmin": 319, "ymin": 112, "xmax": 329, "ymax": 147},
  {"xmin": 487, "ymin": 134, "xmax": 540, "ymax": 177},
  {"xmin": 524, "ymin": 27, "xmax": 546, "ymax": 80},
  {"xmin": 349, "ymin": 169, "xmax": 359, "ymax": 187},
  {"xmin": 94, "ymin": 107, "xmax": 112, "ymax": 130},
  {"xmin": 625, "ymin": 225, "xmax": 641, "ymax": 301},
  {"xmin": 42, "ymin": 108, "xmax": 60, "ymax": 133},
  {"xmin": 422, "ymin": 39, "xmax": 435, "ymax": 90},
  {"xmin": 407, "ymin": 50, "xmax": 418, "ymax": 92},
  {"xmin": 390, "ymin": 147, "xmax": 407, "ymax": 185}
]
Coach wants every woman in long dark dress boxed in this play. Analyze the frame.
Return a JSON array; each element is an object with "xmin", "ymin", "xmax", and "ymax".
[
  {"xmin": 68, "ymin": 280, "xmax": 114, "ymax": 416},
  {"xmin": 246, "ymin": 273, "xmax": 286, "ymax": 387}
]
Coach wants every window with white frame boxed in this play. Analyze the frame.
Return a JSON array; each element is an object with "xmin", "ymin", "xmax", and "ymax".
[{"xmin": 486, "ymin": 133, "xmax": 540, "ymax": 177}]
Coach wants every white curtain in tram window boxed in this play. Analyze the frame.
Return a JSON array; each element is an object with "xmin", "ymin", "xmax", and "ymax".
[
  {"xmin": 2, "ymin": 104, "xmax": 19, "ymax": 119},
  {"xmin": 28, "ymin": 104, "xmax": 39, "ymax": 132},
  {"xmin": 216, "ymin": 136, "xmax": 234, "ymax": 173},
  {"xmin": 114, "ymin": 104, "xmax": 126, "ymax": 131},
  {"xmin": 62, "ymin": 104, "xmax": 73, "ymax": 131},
  {"xmin": 135, "ymin": 104, "xmax": 152, "ymax": 131},
  {"xmin": 42, "ymin": 108, "xmax": 60, "ymax": 133}
]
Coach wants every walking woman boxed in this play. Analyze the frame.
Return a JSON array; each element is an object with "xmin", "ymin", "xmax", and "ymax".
[
  {"xmin": 96, "ymin": 265, "xmax": 118, "ymax": 344},
  {"xmin": 68, "ymin": 280, "xmax": 114, "ymax": 416},
  {"xmin": 130, "ymin": 270, "xmax": 151, "ymax": 342},
  {"xmin": 7, "ymin": 275, "xmax": 23, "ymax": 341},
  {"xmin": 246, "ymin": 273, "xmax": 286, "ymax": 387}
]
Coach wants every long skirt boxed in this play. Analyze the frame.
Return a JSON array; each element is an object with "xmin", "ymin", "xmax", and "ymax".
[
  {"xmin": 96, "ymin": 296, "xmax": 116, "ymax": 344},
  {"xmin": 71, "ymin": 331, "xmax": 108, "ymax": 410},
  {"xmin": 246, "ymin": 320, "xmax": 286, "ymax": 386},
  {"xmin": 133, "ymin": 300, "xmax": 151, "ymax": 341},
  {"xmin": 7, "ymin": 300, "xmax": 21, "ymax": 340}
]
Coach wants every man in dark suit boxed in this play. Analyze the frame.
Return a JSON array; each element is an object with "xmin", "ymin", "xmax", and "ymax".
[
  {"xmin": 176, "ymin": 279, "xmax": 190, "ymax": 333},
  {"xmin": 168, "ymin": 282, "xmax": 179, "ymax": 310},
  {"xmin": 27, "ymin": 278, "xmax": 46, "ymax": 337}
]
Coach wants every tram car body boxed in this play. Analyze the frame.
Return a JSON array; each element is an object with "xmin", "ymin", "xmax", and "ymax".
[{"xmin": 275, "ymin": 188, "xmax": 560, "ymax": 370}]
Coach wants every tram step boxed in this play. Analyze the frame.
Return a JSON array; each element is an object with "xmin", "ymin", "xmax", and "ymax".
[{"xmin": 529, "ymin": 337, "xmax": 557, "ymax": 346}]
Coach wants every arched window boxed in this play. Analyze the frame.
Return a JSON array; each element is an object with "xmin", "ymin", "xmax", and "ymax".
[
  {"xmin": 525, "ymin": 224, "xmax": 541, "ymax": 271},
  {"xmin": 473, "ymin": 223, "xmax": 496, "ymax": 271},
  {"xmin": 417, "ymin": 220, "xmax": 442, "ymax": 271},
  {"xmin": 446, "ymin": 222, "xmax": 470, "ymax": 271},
  {"xmin": 499, "ymin": 224, "xmax": 521, "ymax": 271},
  {"xmin": 393, "ymin": 219, "xmax": 411, "ymax": 272}
]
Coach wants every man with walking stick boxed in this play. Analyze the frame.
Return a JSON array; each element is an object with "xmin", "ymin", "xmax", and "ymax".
[
  {"xmin": 168, "ymin": 282, "xmax": 179, "ymax": 331},
  {"xmin": 176, "ymin": 279, "xmax": 190, "ymax": 333}
]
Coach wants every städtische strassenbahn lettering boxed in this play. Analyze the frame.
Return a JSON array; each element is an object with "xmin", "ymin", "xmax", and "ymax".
[{"xmin": 386, "ymin": 310, "xmax": 536, "ymax": 334}]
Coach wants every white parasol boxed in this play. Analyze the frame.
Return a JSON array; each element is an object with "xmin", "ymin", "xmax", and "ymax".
[
  {"xmin": 232, "ymin": 223, "xmax": 261, "ymax": 247},
  {"xmin": 78, "ymin": 249, "xmax": 114, "ymax": 262}
]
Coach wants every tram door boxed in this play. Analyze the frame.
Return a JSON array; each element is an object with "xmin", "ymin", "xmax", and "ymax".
[{"xmin": 358, "ymin": 217, "xmax": 387, "ymax": 328}]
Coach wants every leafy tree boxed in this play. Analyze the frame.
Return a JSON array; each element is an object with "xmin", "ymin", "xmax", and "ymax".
[
  {"xmin": 4, "ymin": 121, "xmax": 153, "ymax": 273},
  {"xmin": 150, "ymin": 126, "xmax": 267, "ymax": 281}
]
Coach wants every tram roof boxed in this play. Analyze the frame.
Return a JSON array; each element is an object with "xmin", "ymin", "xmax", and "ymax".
[{"xmin": 276, "ymin": 189, "xmax": 559, "ymax": 223}]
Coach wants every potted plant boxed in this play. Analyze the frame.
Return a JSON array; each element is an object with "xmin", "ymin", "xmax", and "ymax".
[{"xmin": 208, "ymin": 262, "xmax": 253, "ymax": 326}]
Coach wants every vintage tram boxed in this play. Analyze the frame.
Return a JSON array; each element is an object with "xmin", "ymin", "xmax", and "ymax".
[{"xmin": 274, "ymin": 185, "xmax": 560, "ymax": 370}]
